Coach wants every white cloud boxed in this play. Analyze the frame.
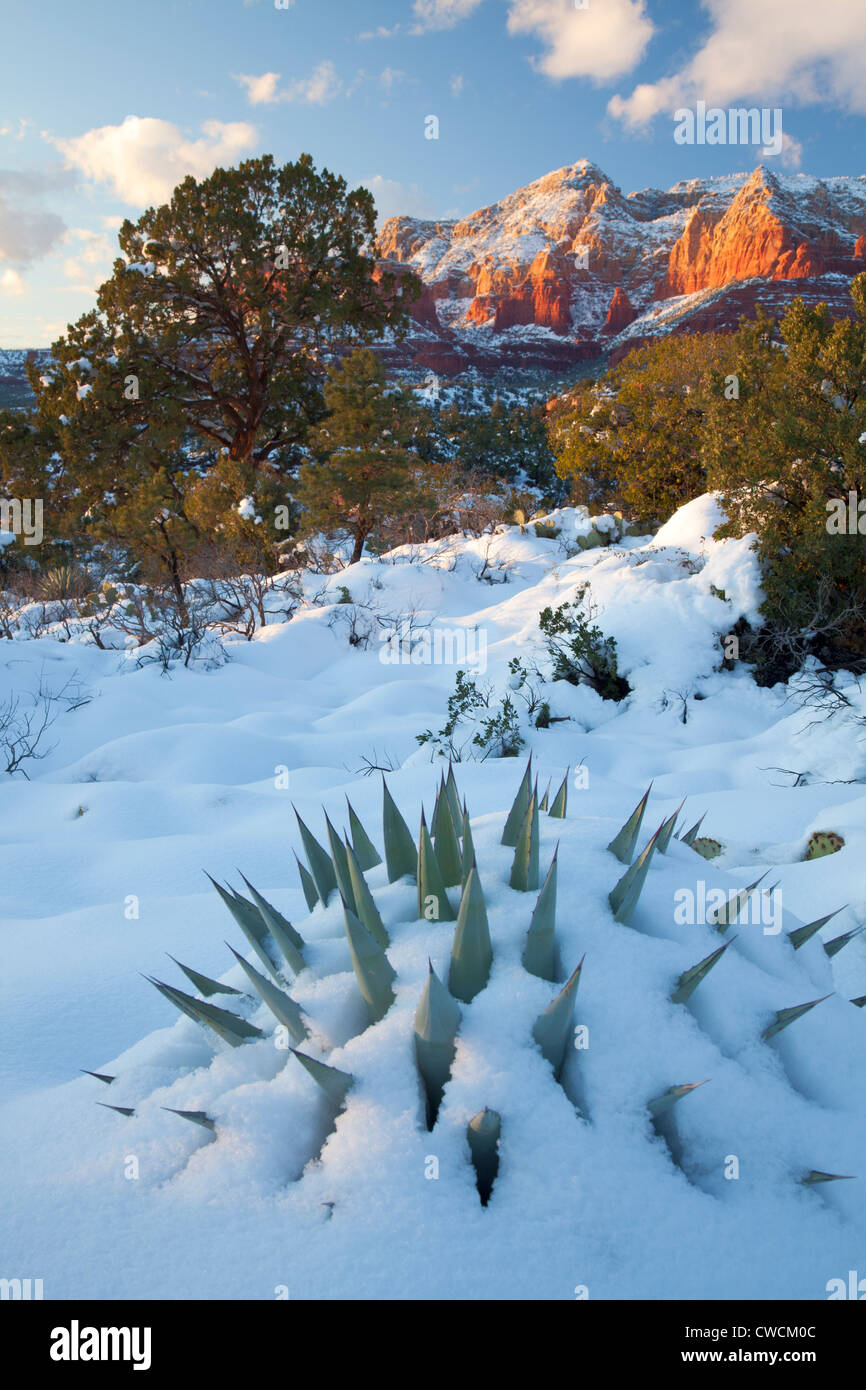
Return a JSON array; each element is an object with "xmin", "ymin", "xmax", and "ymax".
[
  {"xmin": 0, "ymin": 267, "xmax": 26, "ymax": 295},
  {"xmin": 62, "ymin": 227, "xmax": 115, "ymax": 293},
  {"xmin": 777, "ymin": 132, "xmax": 804, "ymax": 170},
  {"xmin": 608, "ymin": 0, "xmax": 866, "ymax": 128},
  {"xmin": 450, "ymin": 73, "xmax": 465, "ymax": 96},
  {"xmin": 358, "ymin": 25, "xmax": 402, "ymax": 40},
  {"xmin": 412, "ymin": 0, "xmax": 484, "ymax": 34},
  {"xmin": 49, "ymin": 116, "xmax": 259, "ymax": 206},
  {"xmin": 236, "ymin": 72, "xmax": 282, "ymax": 105},
  {"xmin": 506, "ymin": 0, "xmax": 654, "ymax": 82},
  {"xmin": 361, "ymin": 175, "xmax": 437, "ymax": 224},
  {"xmin": 0, "ymin": 170, "xmax": 68, "ymax": 266},
  {"xmin": 235, "ymin": 61, "xmax": 343, "ymax": 106}
]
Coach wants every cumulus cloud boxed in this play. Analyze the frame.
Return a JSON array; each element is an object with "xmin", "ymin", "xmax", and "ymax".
[
  {"xmin": 0, "ymin": 169, "xmax": 68, "ymax": 267},
  {"xmin": 235, "ymin": 61, "xmax": 343, "ymax": 105},
  {"xmin": 506, "ymin": 0, "xmax": 654, "ymax": 81},
  {"xmin": 50, "ymin": 116, "xmax": 258, "ymax": 206},
  {"xmin": 608, "ymin": 0, "xmax": 866, "ymax": 128}
]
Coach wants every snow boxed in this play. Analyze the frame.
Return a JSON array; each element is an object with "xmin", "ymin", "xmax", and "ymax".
[{"xmin": 0, "ymin": 497, "xmax": 864, "ymax": 1300}]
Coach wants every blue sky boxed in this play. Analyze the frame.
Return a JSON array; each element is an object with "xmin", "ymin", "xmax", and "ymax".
[{"xmin": 1, "ymin": 0, "xmax": 865, "ymax": 345}]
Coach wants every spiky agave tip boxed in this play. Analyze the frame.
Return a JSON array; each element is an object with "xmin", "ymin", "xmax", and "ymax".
[
  {"xmin": 467, "ymin": 1108, "xmax": 501, "ymax": 1206},
  {"xmin": 291, "ymin": 1048, "xmax": 354, "ymax": 1108},
  {"xmin": 606, "ymin": 783, "xmax": 652, "ymax": 863},
  {"xmin": 414, "ymin": 961, "xmax": 461, "ymax": 1130},
  {"xmin": 671, "ymin": 939, "xmax": 735, "ymax": 1004},
  {"xmin": 448, "ymin": 867, "xmax": 492, "ymax": 1004},
  {"xmin": 162, "ymin": 1107, "xmax": 216, "ymax": 1132},
  {"xmin": 761, "ymin": 995, "xmax": 831, "ymax": 1041}
]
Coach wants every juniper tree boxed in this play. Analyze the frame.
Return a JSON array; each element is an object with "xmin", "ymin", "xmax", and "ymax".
[
  {"xmin": 294, "ymin": 348, "xmax": 428, "ymax": 564},
  {"xmin": 5, "ymin": 155, "xmax": 417, "ymax": 585}
]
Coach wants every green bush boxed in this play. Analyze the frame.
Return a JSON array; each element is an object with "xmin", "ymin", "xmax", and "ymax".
[{"xmin": 538, "ymin": 589, "xmax": 630, "ymax": 701}]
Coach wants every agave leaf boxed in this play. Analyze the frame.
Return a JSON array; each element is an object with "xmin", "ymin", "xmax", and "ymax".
[
  {"xmin": 445, "ymin": 761, "xmax": 462, "ymax": 830},
  {"xmin": 657, "ymin": 799, "xmax": 685, "ymax": 855},
  {"xmin": 532, "ymin": 956, "xmax": 583, "ymax": 1082},
  {"xmin": 294, "ymin": 807, "xmax": 338, "ymax": 906},
  {"xmin": 548, "ymin": 768, "xmax": 568, "ymax": 820},
  {"xmin": 146, "ymin": 975, "xmax": 263, "ymax": 1047},
  {"xmin": 168, "ymin": 954, "xmax": 244, "ymax": 999},
  {"xmin": 294, "ymin": 852, "xmax": 320, "ymax": 914},
  {"xmin": 852, "ymin": 995, "xmax": 866, "ymax": 1008},
  {"xmin": 670, "ymin": 939, "xmax": 735, "ymax": 1004},
  {"xmin": 824, "ymin": 926, "xmax": 865, "ymax": 958},
  {"xmin": 647, "ymin": 1081, "xmax": 708, "ymax": 1119},
  {"xmin": 206, "ymin": 874, "xmax": 282, "ymax": 981},
  {"xmin": 501, "ymin": 755, "xmax": 532, "ymax": 846},
  {"xmin": 448, "ymin": 867, "xmax": 493, "ymax": 1004},
  {"xmin": 162, "ymin": 1107, "xmax": 216, "ymax": 1132},
  {"xmin": 434, "ymin": 793, "xmax": 463, "ymax": 887},
  {"xmin": 461, "ymin": 803, "xmax": 476, "ymax": 886},
  {"xmin": 238, "ymin": 876, "xmax": 306, "ymax": 977},
  {"xmin": 467, "ymin": 1108, "xmax": 501, "ymax": 1206},
  {"xmin": 325, "ymin": 815, "xmax": 357, "ymax": 916},
  {"xmin": 97, "ymin": 1102, "xmax": 135, "ymax": 1117},
  {"xmin": 171, "ymin": 985, "xmax": 265, "ymax": 1046},
  {"xmin": 509, "ymin": 790, "xmax": 539, "ymax": 892},
  {"xmin": 418, "ymin": 810, "xmax": 456, "ymax": 922},
  {"xmin": 239, "ymin": 874, "xmax": 305, "ymax": 950},
  {"xmin": 291, "ymin": 1049, "xmax": 354, "ymax": 1108},
  {"xmin": 81, "ymin": 1069, "xmax": 115, "ymax": 1085},
  {"xmin": 762, "ymin": 995, "xmax": 831, "ymax": 1041},
  {"xmin": 345, "ymin": 838, "xmax": 390, "ymax": 948},
  {"xmin": 608, "ymin": 824, "xmax": 662, "ymax": 925},
  {"xmin": 800, "ymin": 1170, "xmax": 855, "ymax": 1185},
  {"xmin": 606, "ymin": 784, "xmax": 652, "ymax": 863},
  {"xmin": 346, "ymin": 797, "xmax": 382, "ymax": 870},
  {"xmin": 414, "ymin": 961, "xmax": 462, "ymax": 1130},
  {"xmin": 430, "ymin": 775, "xmax": 447, "ymax": 840},
  {"xmin": 226, "ymin": 944, "xmax": 309, "ymax": 1044},
  {"xmin": 382, "ymin": 778, "xmax": 418, "ymax": 883},
  {"xmin": 680, "ymin": 814, "xmax": 708, "ymax": 848},
  {"xmin": 539, "ymin": 780, "xmax": 550, "ymax": 813},
  {"xmin": 522, "ymin": 846, "xmax": 559, "ymax": 982},
  {"xmin": 707, "ymin": 872, "xmax": 768, "ymax": 931},
  {"xmin": 344, "ymin": 904, "xmax": 396, "ymax": 1023}
]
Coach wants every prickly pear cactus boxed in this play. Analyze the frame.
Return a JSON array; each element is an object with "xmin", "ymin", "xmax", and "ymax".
[
  {"xmin": 692, "ymin": 836, "xmax": 723, "ymax": 861},
  {"xmin": 804, "ymin": 831, "xmax": 845, "ymax": 860},
  {"xmin": 83, "ymin": 763, "xmax": 866, "ymax": 1298}
]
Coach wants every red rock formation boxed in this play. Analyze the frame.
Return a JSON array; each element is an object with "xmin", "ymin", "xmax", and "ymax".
[
  {"xmin": 602, "ymin": 287, "xmax": 636, "ymax": 334},
  {"xmin": 772, "ymin": 242, "xmax": 824, "ymax": 280},
  {"xmin": 372, "ymin": 160, "xmax": 866, "ymax": 375}
]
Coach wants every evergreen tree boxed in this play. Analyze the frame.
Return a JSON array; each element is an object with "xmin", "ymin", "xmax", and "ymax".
[
  {"xmin": 294, "ymin": 349, "xmax": 426, "ymax": 563},
  {"xmin": 1, "ymin": 155, "xmax": 417, "ymax": 586},
  {"xmin": 706, "ymin": 275, "xmax": 866, "ymax": 674},
  {"xmin": 549, "ymin": 332, "xmax": 737, "ymax": 520}
]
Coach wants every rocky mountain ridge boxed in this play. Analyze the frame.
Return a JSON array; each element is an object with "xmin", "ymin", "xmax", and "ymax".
[{"xmin": 374, "ymin": 160, "xmax": 866, "ymax": 376}]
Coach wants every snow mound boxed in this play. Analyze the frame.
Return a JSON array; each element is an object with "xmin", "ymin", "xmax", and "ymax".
[{"xmin": 0, "ymin": 495, "xmax": 864, "ymax": 1300}]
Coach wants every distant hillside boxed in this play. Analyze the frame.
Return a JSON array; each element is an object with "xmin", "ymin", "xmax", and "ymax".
[{"xmin": 0, "ymin": 348, "xmax": 52, "ymax": 409}]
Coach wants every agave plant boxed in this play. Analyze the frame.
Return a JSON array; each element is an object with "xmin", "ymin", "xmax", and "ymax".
[{"xmin": 84, "ymin": 759, "xmax": 859, "ymax": 1222}]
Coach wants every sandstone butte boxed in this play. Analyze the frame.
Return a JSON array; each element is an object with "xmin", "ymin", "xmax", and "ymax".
[{"xmin": 373, "ymin": 159, "xmax": 866, "ymax": 376}]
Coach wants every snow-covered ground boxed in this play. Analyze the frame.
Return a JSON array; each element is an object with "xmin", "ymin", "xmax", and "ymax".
[{"xmin": 1, "ymin": 494, "xmax": 864, "ymax": 1300}]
